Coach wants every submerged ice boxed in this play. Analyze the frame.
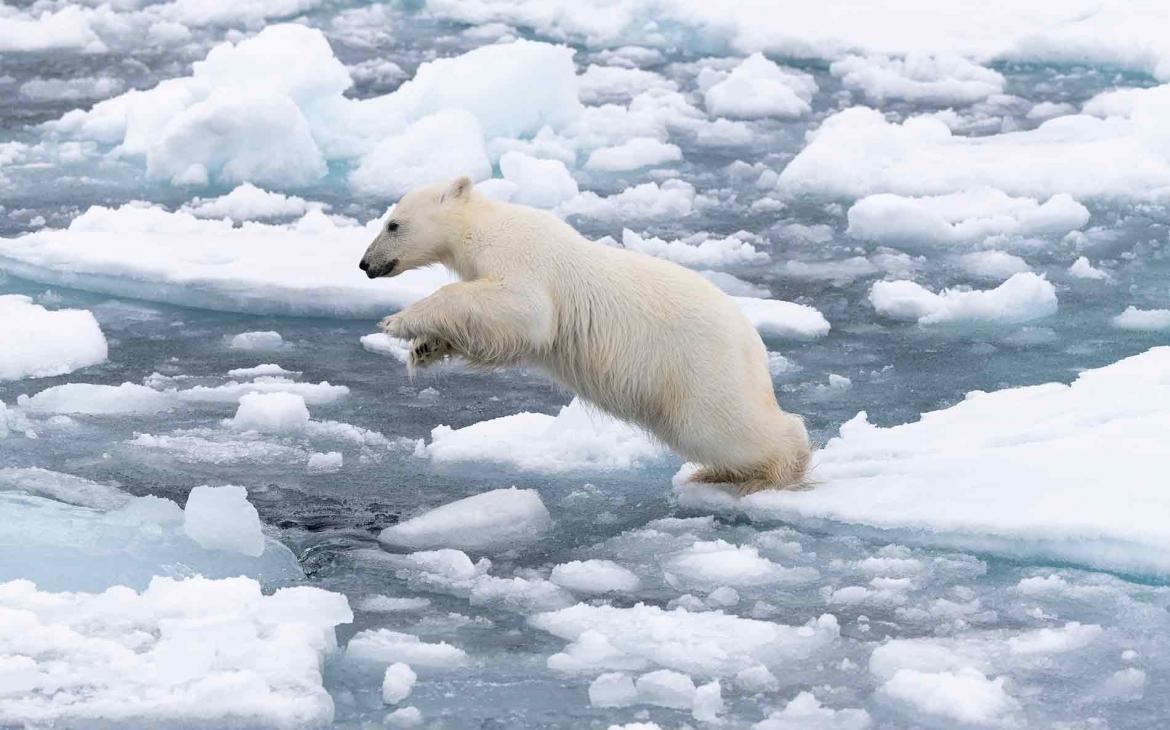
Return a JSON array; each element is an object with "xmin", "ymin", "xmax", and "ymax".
[{"xmin": 4, "ymin": 1, "xmax": 1170, "ymax": 728}]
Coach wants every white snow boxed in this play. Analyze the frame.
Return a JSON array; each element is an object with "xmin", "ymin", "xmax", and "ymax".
[
  {"xmin": 1068, "ymin": 256, "xmax": 1111, "ymax": 281},
  {"xmin": 585, "ymin": 138, "xmax": 682, "ymax": 172},
  {"xmin": 182, "ymin": 183, "xmax": 309, "ymax": 220},
  {"xmin": 830, "ymin": 54, "xmax": 1004, "ymax": 104},
  {"xmin": 499, "ymin": 151, "xmax": 579, "ymax": 208},
  {"xmin": 846, "ymin": 189, "xmax": 1090, "ymax": 248},
  {"xmin": 182, "ymin": 485, "xmax": 265, "ymax": 557},
  {"xmin": 421, "ymin": 398, "xmax": 664, "ymax": 472},
  {"xmin": 378, "ymin": 487, "xmax": 552, "ymax": 552},
  {"xmin": 703, "ymin": 54, "xmax": 817, "ymax": 119},
  {"xmin": 0, "ymin": 295, "xmax": 107, "ymax": 381},
  {"xmin": 232, "ymin": 392, "xmax": 311, "ymax": 433},
  {"xmin": 0, "ymin": 576, "xmax": 351, "ymax": 727},
  {"xmin": 1112, "ymin": 307, "xmax": 1170, "ymax": 331},
  {"xmin": 869, "ymin": 273, "xmax": 1057, "ymax": 325},
  {"xmin": 0, "ymin": 205, "xmax": 455, "ymax": 318},
  {"xmin": 550, "ymin": 560, "xmax": 640, "ymax": 594},
  {"xmin": 635, "ymin": 669, "xmax": 695, "ymax": 709},
  {"xmin": 346, "ymin": 629, "xmax": 469, "ymax": 668},
  {"xmin": 781, "ymin": 107, "xmax": 1170, "ymax": 200},
  {"xmin": 531, "ymin": 603, "xmax": 839, "ymax": 678},
  {"xmin": 734, "ymin": 297, "xmax": 831, "ymax": 339},
  {"xmin": 676, "ymin": 347, "xmax": 1170, "ymax": 575},
  {"xmin": 381, "ymin": 663, "xmax": 417, "ymax": 704},
  {"xmin": 754, "ymin": 691, "xmax": 872, "ymax": 730},
  {"xmin": 621, "ymin": 229, "xmax": 767, "ymax": 269}
]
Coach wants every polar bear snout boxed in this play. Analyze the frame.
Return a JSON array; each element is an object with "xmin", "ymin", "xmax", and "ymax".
[{"xmin": 359, "ymin": 256, "xmax": 398, "ymax": 279}]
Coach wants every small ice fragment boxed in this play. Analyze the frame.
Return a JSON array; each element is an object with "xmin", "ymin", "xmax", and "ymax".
[
  {"xmin": 382, "ymin": 663, "xmax": 417, "ymax": 704},
  {"xmin": 183, "ymin": 485, "xmax": 265, "ymax": 557}
]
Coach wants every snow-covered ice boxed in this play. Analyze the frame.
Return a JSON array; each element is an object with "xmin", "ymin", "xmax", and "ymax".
[
  {"xmin": 421, "ymin": 398, "xmax": 664, "ymax": 472},
  {"xmin": 378, "ymin": 487, "xmax": 552, "ymax": 552},
  {"xmin": 869, "ymin": 273, "xmax": 1057, "ymax": 325},
  {"xmin": 183, "ymin": 484, "xmax": 266, "ymax": 557},
  {"xmin": 0, "ymin": 295, "xmax": 107, "ymax": 381},
  {"xmin": 0, "ymin": 576, "xmax": 351, "ymax": 727}
]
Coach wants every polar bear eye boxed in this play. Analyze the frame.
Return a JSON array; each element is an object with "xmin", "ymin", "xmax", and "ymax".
[{"xmin": 385, "ymin": 220, "xmax": 399, "ymax": 233}]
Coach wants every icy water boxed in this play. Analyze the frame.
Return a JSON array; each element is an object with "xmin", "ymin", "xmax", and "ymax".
[{"xmin": 3, "ymin": 2, "xmax": 1170, "ymax": 728}]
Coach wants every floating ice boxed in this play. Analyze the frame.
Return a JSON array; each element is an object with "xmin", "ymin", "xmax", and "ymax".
[
  {"xmin": 634, "ymin": 669, "xmax": 695, "ymax": 709},
  {"xmin": 0, "ymin": 295, "xmax": 107, "ymax": 382},
  {"xmin": 531, "ymin": 603, "xmax": 839, "ymax": 678},
  {"xmin": 754, "ymin": 691, "xmax": 872, "ymax": 730},
  {"xmin": 781, "ymin": 107, "xmax": 1170, "ymax": 200},
  {"xmin": 1112, "ymin": 307, "xmax": 1170, "ymax": 331},
  {"xmin": 0, "ymin": 205, "xmax": 455, "ymax": 317},
  {"xmin": 0, "ymin": 576, "xmax": 351, "ymax": 727},
  {"xmin": 558, "ymin": 180, "xmax": 695, "ymax": 222},
  {"xmin": 382, "ymin": 663, "xmax": 417, "ymax": 704},
  {"xmin": 830, "ymin": 54, "xmax": 1004, "ymax": 104},
  {"xmin": 19, "ymin": 382, "xmax": 173, "ymax": 415},
  {"xmin": 421, "ymin": 398, "xmax": 664, "ymax": 472},
  {"xmin": 1068, "ymin": 256, "xmax": 1111, "ymax": 281},
  {"xmin": 734, "ymin": 297, "xmax": 831, "ymax": 339},
  {"xmin": 958, "ymin": 251, "xmax": 1032, "ymax": 282},
  {"xmin": 349, "ymin": 110, "xmax": 491, "ymax": 198},
  {"xmin": 590, "ymin": 672, "xmax": 638, "ymax": 707},
  {"xmin": 361, "ymin": 333, "xmax": 411, "ymax": 363},
  {"xmin": 549, "ymin": 559, "xmax": 641, "ymax": 594},
  {"xmin": 229, "ymin": 331, "xmax": 285, "ymax": 350},
  {"xmin": 182, "ymin": 183, "xmax": 310, "ymax": 220},
  {"xmin": 869, "ymin": 272, "xmax": 1057, "ymax": 325},
  {"xmin": 846, "ymin": 189, "xmax": 1090, "ymax": 248},
  {"xmin": 378, "ymin": 487, "xmax": 552, "ymax": 552},
  {"xmin": 0, "ymin": 486, "xmax": 299, "ymax": 592},
  {"xmin": 584, "ymin": 137, "xmax": 682, "ymax": 171},
  {"xmin": 664, "ymin": 540, "xmax": 818, "ymax": 588},
  {"xmin": 621, "ymin": 229, "xmax": 767, "ymax": 269},
  {"xmin": 499, "ymin": 151, "xmax": 579, "ymax": 208},
  {"xmin": 231, "ymin": 392, "xmax": 311, "ymax": 433},
  {"xmin": 0, "ymin": 6, "xmax": 105, "ymax": 53},
  {"xmin": 578, "ymin": 65, "xmax": 677, "ymax": 104},
  {"xmin": 676, "ymin": 347, "xmax": 1170, "ymax": 575},
  {"xmin": 307, "ymin": 451, "xmax": 344, "ymax": 473},
  {"xmin": 703, "ymin": 54, "xmax": 817, "ymax": 119},
  {"xmin": 346, "ymin": 629, "xmax": 469, "ymax": 668},
  {"xmin": 50, "ymin": 25, "xmax": 579, "ymax": 190},
  {"xmin": 183, "ymin": 485, "xmax": 265, "ymax": 557}
]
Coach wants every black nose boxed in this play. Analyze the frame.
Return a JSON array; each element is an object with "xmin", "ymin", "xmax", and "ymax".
[{"xmin": 359, "ymin": 259, "xmax": 369, "ymax": 272}]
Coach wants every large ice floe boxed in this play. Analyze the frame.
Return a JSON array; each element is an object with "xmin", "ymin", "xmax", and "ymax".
[
  {"xmin": 869, "ymin": 272, "xmax": 1058, "ymax": 326},
  {"xmin": 677, "ymin": 347, "xmax": 1170, "ymax": 575},
  {"xmin": 0, "ymin": 576, "xmax": 352, "ymax": 727}
]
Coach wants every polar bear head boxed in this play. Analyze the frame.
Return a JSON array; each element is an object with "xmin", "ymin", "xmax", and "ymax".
[{"xmin": 359, "ymin": 176, "xmax": 474, "ymax": 278}]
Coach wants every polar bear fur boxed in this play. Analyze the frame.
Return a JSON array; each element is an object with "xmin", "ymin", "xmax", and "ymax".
[{"xmin": 360, "ymin": 176, "xmax": 811, "ymax": 491}]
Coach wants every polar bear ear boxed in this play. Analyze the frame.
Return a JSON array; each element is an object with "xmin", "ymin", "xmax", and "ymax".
[{"xmin": 442, "ymin": 176, "xmax": 473, "ymax": 204}]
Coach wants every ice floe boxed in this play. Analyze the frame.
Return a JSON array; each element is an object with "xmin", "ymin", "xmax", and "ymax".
[
  {"xmin": 702, "ymin": 53, "xmax": 817, "ymax": 119},
  {"xmin": 676, "ymin": 347, "xmax": 1170, "ymax": 575},
  {"xmin": 621, "ymin": 229, "xmax": 767, "ymax": 269},
  {"xmin": 830, "ymin": 54, "xmax": 1004, "ymax": 105},
  {"xmin": 0, "ymin": 576, "xmax": 351, "ymax": 727},
  {"xmin": 782, "ymin": 107, "xmax": 1170, "ymax": 200},
  {"xmin": 0, "ymin": 295, "xmax": 107, "ymax": 381},
  {"xmin": 1112, "ymin": 307, "xmax": 1170, "ymax": 332},
  {"xmin": 847, "ymin": 189, "xmax": 1090, "ymax": 248},
  {"xmin": 0, "ymin": 204, "xmax": 454, "ymax": 317},
  {"xmin": 420, "ymin": 398, "xmax": 664, "ymax": 472},
  {"xmin": 182, "ymin": 485, "xmax": 265, "ymax": 557},
  {"xmin": 378, "ymin": 487, "xmax": 552, "ymax": 552},
  {"xmin": 869, "ymin": 272, "xmax": 1057, "ymax": 325}
]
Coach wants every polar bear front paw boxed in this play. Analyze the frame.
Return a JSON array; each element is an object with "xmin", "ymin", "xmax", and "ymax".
[
  {"xmin": 379, "ymin": 313, "xmax": 411, "ymax": 339},
  {"xmin": 408, "ymin": 336, "xmax": 453, "ymax": 370}
]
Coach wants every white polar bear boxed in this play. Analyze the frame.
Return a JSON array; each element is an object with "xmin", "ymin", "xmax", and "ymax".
[{"xmin": 360, "ymin": 176, "xmax": 810, "ymax": 491}]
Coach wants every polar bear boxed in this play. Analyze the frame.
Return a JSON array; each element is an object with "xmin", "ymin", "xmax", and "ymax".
[{"xmin": 360, "ymin": 176, "xmax": 811, "ymax": 491}]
